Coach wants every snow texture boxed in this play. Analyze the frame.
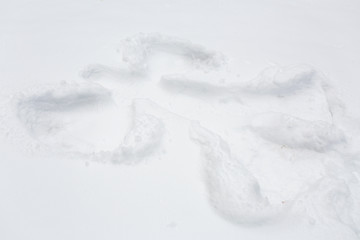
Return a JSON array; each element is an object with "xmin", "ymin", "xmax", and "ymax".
[
  {"xmin": 120, "ymin": 33, "xmax": 226, "ymax": 72},
  {"xmin": 1, "ymin": 30, "xmax": 360, "ymax": 240},
  {"xmin": 190, "ymin": 122, "xmax": 284, "ymax": 225},
  {"xmin": 250, "ymin": 112, "xmax": 346, "ymax": 152}
]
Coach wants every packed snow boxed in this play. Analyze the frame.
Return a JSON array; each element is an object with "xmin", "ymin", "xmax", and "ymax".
[{"xmin": 1, "ymin": 1, "xmax": 360, "ymax": 240}]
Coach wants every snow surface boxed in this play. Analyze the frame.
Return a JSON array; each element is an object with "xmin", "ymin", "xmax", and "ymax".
[{"xmin": 1, "ymin": 0, "xmax": 360, "ymax": 239}]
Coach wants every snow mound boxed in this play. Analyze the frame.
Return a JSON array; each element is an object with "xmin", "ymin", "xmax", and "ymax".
[
  {"xmin": 95, "ymin": 111, "xmax": 164, "ymax": 165},
  {"xmin": 14, "ymin": 81, "xmax": 165, "ymax": 162},
  {"xmin": 17, "ymin": 82, "xmax": 112, "ymax": 137},
  {"xmin": 159, "ymin": 65, "xmax": 332, "ymax": 105},
  {"xmin": 120, "ymin": 33, "xmax": 226, "ymax": 72},
  {"xmin": 14, "ymin": 82, "xmax": 132, "ymax": 155},
  {"xmin": 159, "ymin": 65, "xmax": 321, "ymax": 100},
  {"xmin": 293, "ymin": 177, "xmax": 359, "ymax": 238},
  {"xmin": 190, "ymin": 122, "xmax": 359, "ymax": 236},
  {"xmin": 243, "ymin": 65, "xmax": 316, "ymax": 95},
  {"xmin": 190, "ymin": 122, "xmax": 284, "ymax": 225},
  {"xmin": 250, "ymin": 112, "xmax": 346, "ymax": 152},
  {"xmin": 82, "ymin": 33, "xmax": 226, "ymax": 84},
  {"xmin": 120, "ymin": 113, "xmax": 164, "ymax": 160}
]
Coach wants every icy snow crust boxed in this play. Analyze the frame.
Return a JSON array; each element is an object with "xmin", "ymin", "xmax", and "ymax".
[{"xmin": 1, "ymin": 33, "xmax": 360, "ymax": 239}]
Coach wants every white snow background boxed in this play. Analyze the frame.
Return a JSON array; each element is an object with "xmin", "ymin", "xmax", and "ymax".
[{"xmin": 1, "ymin": 0, "xmax": 360, "ymax": 239}]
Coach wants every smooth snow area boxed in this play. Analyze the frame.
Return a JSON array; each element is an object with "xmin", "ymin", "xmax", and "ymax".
[{"xmin": 1, "ymin": 0, "xmax": 360, "ymax": 239}]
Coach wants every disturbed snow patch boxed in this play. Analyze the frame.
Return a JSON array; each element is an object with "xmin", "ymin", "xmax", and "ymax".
[
  {"xmin": 13, "ymin": 82, "xmax": 123, "ymax": 155},
  {"xmin": 160, "ymin": 74, "xmax": 238, "ymax": 100},
  {"xmin": 83, "ymin": 33, "xmax": 226, "ymax": 81},
  {"xmin": 2, "ymin": 33, "xmax": 360, "ymax": 238},
  {"xmin": 17, "ymin": 82, "xmax": 112, "ymax": 137},
  {"xmin": 190, "ymin": 122, "xmax": 286, "ymax": 225},
  {"xmin": 191, "ymin": 122, "xmax": 360, "ymax": 236},
  {"xmin": 250, "ymin": 112, "xmax": 346, "ymax": 152},
  {"xmin": 120, "ymin": 33, "xmax": 226, "ymax": 72},
  {"xmin": 159, "ymin": 65, "xmax": 329, "ymax": 105},
  {"xmin": 12, "ymin": 81, "xmax": 165, "ymax": 163},
  {"xmin": 243, "ymin": 65, "xmax": 316, "ymax": 95},
  {"xmin": 94, "ymin": 104, "xmax": 165, "ymax": 165}
]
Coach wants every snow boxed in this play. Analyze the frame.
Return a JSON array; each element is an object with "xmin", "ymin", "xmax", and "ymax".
[
  {"xmin": 250, "ymin": 112, "xmax": 345, "ymax": 152},
  {"xmin": 1, "ymin": 0, "xmax": 360, "ymax": 239}
]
